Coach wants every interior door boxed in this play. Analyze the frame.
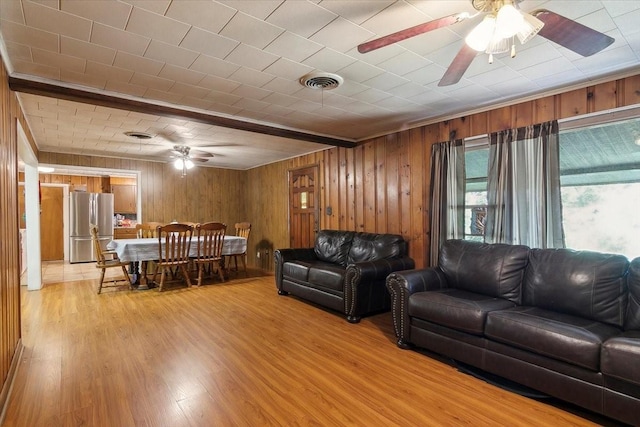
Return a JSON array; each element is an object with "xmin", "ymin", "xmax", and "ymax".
[
  {"xmin": 40, "ymin": 186, "xmax": 64, "ymax": 261},
  {"xmin": 289, "ymin": 165, "xmax": 319, "ymax": 248}
]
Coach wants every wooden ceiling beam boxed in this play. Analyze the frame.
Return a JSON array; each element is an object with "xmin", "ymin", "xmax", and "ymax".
[{"xmin": 9, "ymin": 76, "xmax": 357, "ymax": 149}]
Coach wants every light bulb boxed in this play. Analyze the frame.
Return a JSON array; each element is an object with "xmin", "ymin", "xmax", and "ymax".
[
  {"xmin": 174, "ymin": 158, "xmax": 184, "ymax": 170},
  {"xmin": 465, "ymin": 15, "xmax": 496, "ymax": 52},
  {"xmin": 184, "ymin": 159, "xmax": 194, "ymax": 169},
  {"xmin": 495, "ymin": 4, "xmax": 524, "ymax": 39}
]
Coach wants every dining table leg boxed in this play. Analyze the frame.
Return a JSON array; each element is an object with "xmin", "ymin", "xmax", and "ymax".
[{"xmin": 135, "ymin": 261, "xmax": 156, "ymax": 290}]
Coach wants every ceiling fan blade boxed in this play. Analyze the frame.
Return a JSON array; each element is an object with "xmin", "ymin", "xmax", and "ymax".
[
  {"xmin": 191, "ymin": 157, "xmax": 209, "ymax": 163},
  {"xmin": 438, "ymin": 44, "xmax": 477, "ymax": 87},
  {"xmin": 534, "ymin": 10, "xmax": 615, "ymax": 57},
  {"xmin": 358, "ymin": 12, "xmax": 470, "ymax": 53},
  {"xmin": 190, "ymin": 151, "xmax": 214, "ymax": 158}
]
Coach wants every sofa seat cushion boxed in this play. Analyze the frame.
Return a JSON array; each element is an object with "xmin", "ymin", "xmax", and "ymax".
[
  {"xmin": 283, "ymin": 261, "xmax": 314, "ymax": 282},
  {"xmin": 308, "ymin": 264, "xmax": 346, "ymax": 292},
  {"xmin": 602, "ymin": 331, "xmax": 640, "ymax": 386},
  {"xmin": 408, "ymin": 289, "xmax": 516, "ymax": 335},
  {"xmin": 486, "ymin": 306, "xmax": 622, "ymax": 371}
]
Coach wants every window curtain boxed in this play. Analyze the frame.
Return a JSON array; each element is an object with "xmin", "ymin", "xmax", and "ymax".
[
  {"xmin": 484, "ymin": 120, "xmax": 565, "ymax": 248},
  {"xmin": 429, "ymin": 138, "xmax": 465, "ymax": 266}
]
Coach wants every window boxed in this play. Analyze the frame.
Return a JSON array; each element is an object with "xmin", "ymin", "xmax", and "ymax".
[
  {"xmin": 559, "ymin": 115, "xmax": 640, "ymax": 259},
  {"xmin": 462, "ymin": 111, "xmax": 640, "ymax": 259},
  {"xmin": 464, "ymin": 143, "xmax": 489, "ymax": 242}
]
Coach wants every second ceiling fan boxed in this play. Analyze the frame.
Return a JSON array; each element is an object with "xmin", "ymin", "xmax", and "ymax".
[{"xmin": 358, "ymin": 0, "xmax": 615, "ymax": 86}]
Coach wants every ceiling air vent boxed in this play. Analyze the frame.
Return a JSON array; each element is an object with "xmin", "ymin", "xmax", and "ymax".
[
  {"xmin": 299, "ymin": 72, "xmax": 344, "ymax": 90},
  {"xmin": 124, "ymin": 131, "xmax": 153, "ymax": 139}
]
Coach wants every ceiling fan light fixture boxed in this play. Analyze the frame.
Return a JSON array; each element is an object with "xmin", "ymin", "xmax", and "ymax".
[
  {"xmin": 173, "ymin": 158, "xmax": 194, "ymax": 170},
  {"xmin": 485, "ymin": 35, "xmax": 509, "ymax": 54},
  {"xmin": 495, "ymin": 4, "xmax": 524, "ymax": 39},
  {"xmin": 465, "ymin": 15, "xmax": 496, "ymax": 51},
  {"xmin": 516, "ymin": 13, "xmax": 545, "ymax": 44}
]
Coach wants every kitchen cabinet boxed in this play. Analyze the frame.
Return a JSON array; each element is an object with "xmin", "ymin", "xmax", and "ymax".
[
  {"xmin": 111, "ymin": 185, "xmax": 137, "ymax": 213},
  {"xmin": 114, "ymin": 228, "xmax": 137, "ymax": 239}
]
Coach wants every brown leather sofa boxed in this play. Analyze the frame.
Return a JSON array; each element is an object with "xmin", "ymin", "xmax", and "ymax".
[
  {"xmin": 275, "ymin": 230, "xmax": 414, "ymax": 323},
  {"xmin": 386, "ymin": 239, "xmax": 640, "ymax": 426}
]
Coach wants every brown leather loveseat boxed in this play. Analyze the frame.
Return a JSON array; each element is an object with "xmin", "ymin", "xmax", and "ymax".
[
  {"xmin": 275, "ymin": 229, "xmax": 414, "ymax": 323},
  {"xmin": 386, "ymin": 239, "xmax": 640, "ymax": 426}
]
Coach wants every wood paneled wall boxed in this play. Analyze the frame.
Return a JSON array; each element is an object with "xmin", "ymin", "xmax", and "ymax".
[
  {"xmin": 0, "ymin": 56, "xmax": 23, "ymax": 417},
  {"xmin": 246, "ymin": 74, "xmax": 640, "ymax": 271}
]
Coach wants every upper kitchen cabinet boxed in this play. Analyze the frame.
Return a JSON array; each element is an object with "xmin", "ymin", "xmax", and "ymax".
[{"xmin": 110, "ymin": 177, "xmax": 137, "ymax": 214}]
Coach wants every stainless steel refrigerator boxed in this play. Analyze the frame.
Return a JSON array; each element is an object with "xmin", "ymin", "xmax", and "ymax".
[{"xmin": 69, "ymin": 192, "xmax": 114, "ymax": 263}]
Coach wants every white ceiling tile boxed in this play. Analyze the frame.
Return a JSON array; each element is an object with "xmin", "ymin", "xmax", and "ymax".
[
  {"xmin": 91, "ymin": 23, "xmax": 150, "ymax": 56},
  {"xmin": 217, "ymin": 0, "xmax": 283, "ymax": 20},
  {"xmin": 180, "ymin": 28, "xmax": 239, "ymax": 59},
  {"xmin": 158, "ymin": 64, "xmax": 205, "ymax": 86},
  {"xmin": 129, "ymin": 72, "xmax": 175, "ymax": 92},
  {"xmin": 31, "ymin": 48, "xmax": 85, "ymax": 73},
  {"xmin": 403, "ymin": 63, "xmax": 447, "ymax": 85},
  {"xmin": 310, "ymin": 17, "xmax": 373, "ymax": 53},
  {"xmin": 60, "ymin": 69, "xmax": 106, "ymax": 89},
  {"xmin": 317, "ymin": 0, "xmax": 394, "ymax": 25},
  {"xmin": 22, "ymin": 0, "xmax": 92, "ymax": 41},
  {"xmin": 142, "ymin": 88, "xmax": 183, "ymax": 104},
  {"xmin": 120, "ymin": 0, "xmax": 171, "ymax": 15},
  {"xmin": 60, "ymin": 36, "xmax": 116, "ymax": 65},
  {"xmin": 225, "ymin": 43, "xmax": 279, "ymax": 71},
  {"xmin": 386, "ymin": 81, "xmax": 430, "ymax": 98},
  {"xmin": 359, "ymin": 0, "xmax": 430, "ymax": 36},
  {"xmin": 126, "ymin": 6, "xmax": 190, "ymax": 45},
  {"xmin": 113, "ymin": 51, "xmax": 164, "ymax": 75},
  {"xmin": 376, "ymin": 50, "xmax": 432, "ymax": 76},
  {"xmin": 205, "ymin": 90, "xmax": 243, "ymax": 106},
  {"xmin": 337, "ymin": 60, "xmax": 384, "ymax": 83},
  {"xmin": 61, "ymin": 0, "xmax": 132, "ymax": 29},
  {"xmin": 261, "ymin": 76, "xmax": 305, "ymax": 95},
  {"xmin": 189, "ymin": 55, "xmax": 240, "ymax": 78},
  {"xmin": 363, "ymin": 72, "xmax": 409, "ymax": 92},
  {"xmin": 261, "ymin": 92, "xmax": 299, "ymax": 107},
  {"xmin": 263, "ymin": 58, "xmax": 314, "ymax": 81},
  {"xmin": 4, "ymin": 41, "xmax": 32, "ymax": 61},
  {"xmin": 0, "ymin": 20, "xmax": 59, "ymax": 52},
  {"xmin": 86, "ymin": 61, "xmax": 134, "ymax": 83},
  {"xmin": 228, "ymin": 66, "xmax": 275, "ymax": 87},
  {"xmin": 0, "ymin": 0, "xmax": 25, "ymax": 24},
  {"xmin": 264, "ymin": 31, "xmax": 324, "ymax": 62},
  {"xmin": 198, "ymin": 74, "xmax": 241, "ymax": 93},
  {"xmin": 266, "ymin": 0, "xmax": 337, "ymax": 38},
  {"xmin": 220, "ymin": 11, "xmax": 284, "ymax": 50},
  {"xmin": 169, "ymin": 82, "xmax": 211, "ymax": 99},
  {"xmin": 231, "ymin": 84, "xmax": 273, "ymax": 101},
  {"xmin": 232, "ymin": 97, "xmax": 271, "ymax": 112},
  {"xmin": 144, "ymin": 40, "xmax": 199, "ymax": 68},
  {"xmin": 165, "ymin": 0, "xmax": 235, "ymax": 33},
  {"xmin": 302, "ymin": 47, "xmax": 357, "ymax": 73}
]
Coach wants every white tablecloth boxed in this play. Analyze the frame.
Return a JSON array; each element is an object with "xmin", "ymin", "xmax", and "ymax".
[{"xmin": 107, "ymin": 236, "xmax": 246, "ymax": 263}]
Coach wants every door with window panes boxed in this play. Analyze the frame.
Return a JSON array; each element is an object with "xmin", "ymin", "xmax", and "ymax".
[{"xmin": 289, "ymin": 165, "xmax": 319, "ymax": 248}]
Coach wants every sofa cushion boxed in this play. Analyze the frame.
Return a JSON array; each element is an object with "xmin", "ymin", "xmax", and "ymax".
[
  {"xmin": 314, "ymin": 230, "xmax": 354, "ymax": 267},
  {"xmin": 439, "ymin": 239, "xmax": 529, "ymax": 303},
  {"xmin": 625, "ymin": 257, "xmax": 640, "ymax": 330},
  {"xmin": 523, "ymin": 249, "xmax": 629, "ymax": 328},
  {"xmin": 283, "ymin": 261, "xmax": 313, "ymax": 282},
  {"xmin": 347, "ymin": 232, "xmax": 406, "ymax": 264},
  {"xmin": 602, "ymin": 330, "xmax": 640, "ymax": 386},
  {"xmin": 408, "ymin": 289, "xmax": 516, "ymax": 335},
  {"xmin": 308, "ymin": 264, "xmax": 346, "ymax": 292},
  {"xmin": 486, "ymin": 306, "xmax": 622, "ymax": 371}
]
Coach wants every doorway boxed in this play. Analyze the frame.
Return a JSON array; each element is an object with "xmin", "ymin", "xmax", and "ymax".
[{"xmin": 288, "ymin": 165, "xmax": 319, "ymax": 248}]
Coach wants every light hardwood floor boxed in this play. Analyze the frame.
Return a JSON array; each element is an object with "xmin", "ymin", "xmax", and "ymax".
[{"xmin": 4, "ymin": 265, "xmax": 621, "ymax": 426}]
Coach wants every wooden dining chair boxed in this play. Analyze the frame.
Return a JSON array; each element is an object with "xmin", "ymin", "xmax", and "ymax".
[
  {"xmin": 135, "ymin": 222, "xmax": 164, "ymax": 238},
  {"xmin": 90, "ymin": 224, "xmax": 133, "ymax": 294},
  {"xmin": 192, "ymin": 222, "xmax": 227, "ymax": 286},
  {"xmin": 228, "ymin": 222, "xmax": 251, "ymax": 274},
  {"xmin": 152, "ymin": 223, "xmax": 193, "ymax": 291}
]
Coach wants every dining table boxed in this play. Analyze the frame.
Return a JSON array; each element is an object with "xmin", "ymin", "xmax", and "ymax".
[{"xmin": 107, "ymin": 235, "xmax": 247, "ymax": 289}]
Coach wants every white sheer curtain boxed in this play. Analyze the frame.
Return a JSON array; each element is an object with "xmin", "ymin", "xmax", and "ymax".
[
  {"xmin": 485, "ymin": 121, "xmax": 565, "ymax": 248},
  {"xmin": 429, "ymin": 138, "xmax": 465, "ymax": 266}
]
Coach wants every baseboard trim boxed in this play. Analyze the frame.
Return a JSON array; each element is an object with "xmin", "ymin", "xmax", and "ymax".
[{"xmin": 0, "ymin": 339, "xmax": 23, "ymax": 424}]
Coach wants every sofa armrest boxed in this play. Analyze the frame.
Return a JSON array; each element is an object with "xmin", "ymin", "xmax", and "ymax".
[
  {"xmin": 385, "ymin": 268, "xmax": 449, "ymax": 347},
  {"xmin": 344, "ymin": 256, "xmax": 415, "ymax": 322},
  {"xmin": 274, "ymin": 248, "xmax": 318, "ymax": 291}
]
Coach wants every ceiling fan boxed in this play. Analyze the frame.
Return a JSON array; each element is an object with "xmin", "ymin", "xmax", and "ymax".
[
  {"xmin": 358, "ymin": 0, "xmax": 615, "ymax": 86},
  {"xmin": 168, "ymin": 145, "xmax": 212, "ymax": 177}
]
